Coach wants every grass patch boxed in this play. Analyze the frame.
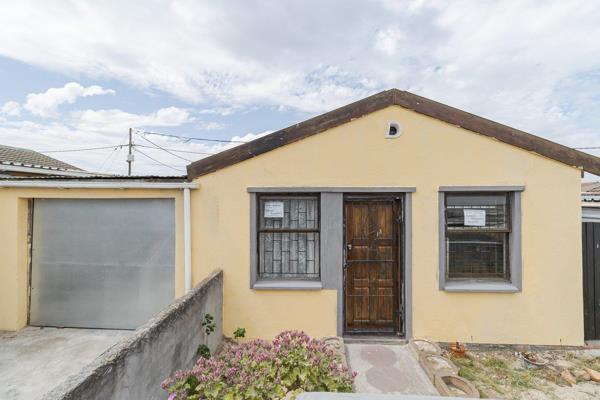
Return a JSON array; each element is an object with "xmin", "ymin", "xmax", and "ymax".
[
  {"xmin": 507, "ymin": 370, "xmax": 536, "ymax": 389},
  {"xmin": 581, "ymin": 356, "xmax": 600, "ymax": 372},
  {"xmin": 458, "ymin": 366, "xmax": 478, "ymax": 382},
  {"xmin": 452, "ymin": 355, "xmax": 505, "ymax": 397},
  {"xmin": 482, "ymin": 357, "xmax": 508, "ymax": 370},
  {"xmin": 451, "ymin": 353, "xmax": 550, "ymax": 398}
]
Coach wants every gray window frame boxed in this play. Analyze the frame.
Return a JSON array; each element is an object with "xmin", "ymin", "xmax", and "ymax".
[
  {"xmin": 438, "ymin": 186, "xmax": 523, "ymax": 293},
  {"xmin": 250, "ymin": 192, "xmax": 324, "ymax": 290},
  {"xmin": 257, "ymin": 193, "xmax": 321, "ymax": 280}
]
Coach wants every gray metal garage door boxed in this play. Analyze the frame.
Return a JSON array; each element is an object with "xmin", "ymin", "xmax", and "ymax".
[{"xmin": 29, "ymin": 198, "xmax": 175, "ymax": 329}]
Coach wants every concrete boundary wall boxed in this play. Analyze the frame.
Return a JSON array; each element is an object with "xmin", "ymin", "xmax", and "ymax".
[{"xmin": 43, "ymin": 269, "xmax": 223, "ymax": 400}]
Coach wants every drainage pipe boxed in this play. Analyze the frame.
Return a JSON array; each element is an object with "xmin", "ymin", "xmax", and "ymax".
[{"xmin": 183, "ymin": 187, "xmax": 192, "ymax": 292}]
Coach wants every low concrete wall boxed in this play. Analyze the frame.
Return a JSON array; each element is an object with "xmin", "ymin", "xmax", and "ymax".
[{"xmin": 43, "ymin": 270, "xmax": 223, "ymax": 400}]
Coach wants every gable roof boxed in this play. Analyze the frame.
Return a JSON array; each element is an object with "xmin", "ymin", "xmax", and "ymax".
[
  {"xmin": 187, "ymin": 89, "xmax": 600, "ymax": 179},
  {"xmin": 0, "ymin": 144, "xmax": 83, "ymax": 172}
]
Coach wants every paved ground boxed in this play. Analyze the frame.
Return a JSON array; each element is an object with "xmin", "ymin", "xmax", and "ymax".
[
  {"xmin": 298, "ymin": 394, "xmax": 460, "ymax": 399},
  {"xmin": 0, "ymin": 326, "xmax": 131, "ymax": 400},
  {"xmin": 345, "ymin": 343, "xmax": 439, "ymax": 396}
]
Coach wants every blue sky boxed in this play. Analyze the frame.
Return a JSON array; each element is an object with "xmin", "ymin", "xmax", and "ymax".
[{"xmin": 0, "ymin": 1, "xmax": 599, "ymax": 175}]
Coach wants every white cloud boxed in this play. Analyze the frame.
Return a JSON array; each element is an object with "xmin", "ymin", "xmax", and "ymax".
[
  {"xmin": 0, "ymin": 101, "xmax": 20, "ymax": 116},
  {"xmin": 196, "ymin": 121, "xmax": 227, "ymax": 131},
  {"xmin": 374, "ymin": 28, "xmax": 404, "ymax": 56},
  {"xmin": 198, "ymin": 106, "xmax": 237, "ymax": 116},
  {"xmin": 71, "ymin": 106, "xmax": 191, "ymax": 133},
  {"xmin": 0, "ymin": 0, "xmax": 596, "ymax": 132},
  {"xmin": 24, "ymin": 82, "xmax": 115, "ymax": 117},
  {"xmin": 0, "ymin": 1, "xmax": 600, "ymax": 172}
]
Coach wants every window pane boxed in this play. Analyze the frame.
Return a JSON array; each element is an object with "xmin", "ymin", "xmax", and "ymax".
[
  {"xmin": 259, "ymin": 232, "xmax": 320, "ymax": 279},
  {"xmin": 447, "ymin": 232, "xmax": 508, "ymax": 279},
  {"xmin": 260, "ymin": 197, "xmax": 319, "ymax": 230},
  {"xmin": 446, "ymin": 193, "xmax": 509, "ymax": 230}
]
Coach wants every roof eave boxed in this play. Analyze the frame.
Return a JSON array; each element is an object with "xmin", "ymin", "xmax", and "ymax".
[{"xmin": 186, "ymin": 89, "xmax": 600, "ymax": 179}]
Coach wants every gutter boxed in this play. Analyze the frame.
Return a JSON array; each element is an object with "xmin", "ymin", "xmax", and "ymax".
[
  {"xmin": 183, "ymin": 187, "xmax": 192, "ymax": 292},
  {"xmin": 0, "ymin": 181, "xmax": 197, "ymax": 189},
  {"xmin": 0, "ymin": 178, "xmax": 198, "ymax": 294}
]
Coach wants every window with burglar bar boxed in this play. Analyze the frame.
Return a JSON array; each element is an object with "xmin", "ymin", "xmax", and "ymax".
[
  {"xmin": 445, "ymin": 193, "xmax": 510, "ymax": 280},
  {"xmin": 258, "ymin": 195, "xmax": 320, "ymax": 280}
]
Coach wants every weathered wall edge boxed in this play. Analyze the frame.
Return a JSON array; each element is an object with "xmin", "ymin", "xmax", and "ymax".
[{"xmin": 43, "ymin": 269, "xmax": 223, "ymax": 400}]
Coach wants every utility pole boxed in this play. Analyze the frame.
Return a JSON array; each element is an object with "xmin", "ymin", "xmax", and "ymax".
[{"xmin": 127, "ymin": 128, "xmax": 134, "ymax": 176}]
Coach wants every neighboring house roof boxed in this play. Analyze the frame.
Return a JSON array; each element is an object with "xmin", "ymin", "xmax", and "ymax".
[
  {"xmin": 0, "ymin": 175, "xmax": 192, "ymax": 189},
  {"xmin": 187, "ymin": 89, "xmax": 600, "ymax": 179},
  {"xmin": 0, "ymin": 144, "xmax": 86, "ymax": 174},
  {"xmin": 0, "ymin": 175, "xmax": 186, "ymax": 181},
  {"xmin": 582, "ymin": 181, "xmax": 600, "ymax": 205}
]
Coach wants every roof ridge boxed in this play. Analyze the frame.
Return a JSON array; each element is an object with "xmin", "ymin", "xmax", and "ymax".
[{"xmin": 186, "ymin": 89, "xmax": 600, "ymax": 179}]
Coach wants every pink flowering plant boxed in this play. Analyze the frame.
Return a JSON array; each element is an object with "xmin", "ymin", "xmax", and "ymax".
[{"xmin": 162, "ymin": 330, "xmax": 355, "ymax": 399}]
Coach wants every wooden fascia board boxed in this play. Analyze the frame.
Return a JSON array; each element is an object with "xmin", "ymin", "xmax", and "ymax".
[{"xmin": 186, "ymin": 89, "xmax": 600, "ymax": 179}]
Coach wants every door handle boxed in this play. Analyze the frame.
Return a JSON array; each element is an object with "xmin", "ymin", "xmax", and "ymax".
[{"xmin": 347, "ymin": 244, "xmax": 352, "ymax": 251}]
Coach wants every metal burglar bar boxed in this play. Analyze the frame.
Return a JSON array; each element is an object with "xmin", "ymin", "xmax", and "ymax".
[
  {"xmin": 257, "ymin": 195, "xmax": 320, "ymax": 280},
  {"xmin": 445, "ymin": 193, "xmax": 511, "ymax": 280}
]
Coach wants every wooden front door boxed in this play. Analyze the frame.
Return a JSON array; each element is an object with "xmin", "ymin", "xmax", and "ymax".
[
  {"xmin": 583, "ymin": 222, "xmax": 600, "ymax": 340},
  {"xmin": 344, "ymin": 196, "xmax": 402, "ymax": 335}
]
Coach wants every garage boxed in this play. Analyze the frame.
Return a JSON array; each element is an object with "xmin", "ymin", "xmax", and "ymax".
[{"xmin": 29, "ymin": 198, "xmax": 175, "ymax": 330}]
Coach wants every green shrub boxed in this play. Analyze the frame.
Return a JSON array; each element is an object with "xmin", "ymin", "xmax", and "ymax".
[
  {"xmin": 233, "ymin": 327, "xmax": 246, "ymax": 339},
  {"xmin": 196, "ymin": 344, "xmax": 210, "ymax": 359},
  {"xmin": 202, "ymin": 313, "xmax": 215, "ymax": 336}
]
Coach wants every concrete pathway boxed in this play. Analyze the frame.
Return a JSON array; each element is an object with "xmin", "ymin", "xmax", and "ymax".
[
  {"xmin": 0, "ymin": 326, "xmax": 131, "ymax": 400},
  {"xmin": 345, "ymin": 343, "xmax": 438, "ymax": 396}
]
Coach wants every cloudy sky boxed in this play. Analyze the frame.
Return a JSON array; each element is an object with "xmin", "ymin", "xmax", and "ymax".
[{"xmin": 0, "ymin": 1, "xmax": 599, "ymax": 176}]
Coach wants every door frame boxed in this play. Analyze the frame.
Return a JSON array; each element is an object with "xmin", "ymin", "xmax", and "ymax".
[
  {"xmin": 583, "ymin": 221, "xmax": 600, "ymax": 340},
  {"xmin": 342, "ymin": 193, "xmax": 405, "ymax": 336}
]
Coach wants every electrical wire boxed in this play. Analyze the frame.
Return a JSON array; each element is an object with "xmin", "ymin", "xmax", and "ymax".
[
  {"xmin": 574, "ymin": 147, "xmax": 600, "ymax": 150},
  {"xmin": 135, "ymin": 129, "xmax": 247, "ymax": 144},
  {"xmin": 134, "ymin": 131, "xmax": 193, "ymax": 162},
  {"xmin": 134, "ymin": 148, "xmax": 186, "ymax": 172},
  {"xmin": 98, "ymin": 146, "xmax": 120, "ymax": 172},
  {"xmin": 105, "ymin": 146, "xmax": 123, "ymax": 173},
  {"xmin": 134, "ymin": 144, "xmax": 215, "ymax": 155},
  {"xmin": 40, "ymin": 145, "xmax": 128, "ymax": 153}
]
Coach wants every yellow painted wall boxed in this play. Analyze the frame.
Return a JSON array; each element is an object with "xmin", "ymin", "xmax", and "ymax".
[
  {"xmin": 0, "ymin": 188, "xmax": 185, "ymax": 331},
  {"xmin": 191, "ymin": 105, "xmax": 584, "ymax": 345}
]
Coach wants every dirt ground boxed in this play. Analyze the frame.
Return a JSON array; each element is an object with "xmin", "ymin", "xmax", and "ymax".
[{"xmin": 446, "ymin": 348, "xmax": 600, "ymax": 399}]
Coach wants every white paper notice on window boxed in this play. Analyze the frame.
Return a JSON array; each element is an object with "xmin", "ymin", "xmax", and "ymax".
[
  {"xmin": 463, "ymin": 209, "xmax": 486, "ymax": 227},
  {"xmin": 264, "ymin": 201, "xmax": 284, "ymax": 218}
]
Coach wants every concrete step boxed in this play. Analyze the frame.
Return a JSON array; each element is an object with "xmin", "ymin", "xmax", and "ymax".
[{"xmin": 343, "ymin": 335, "xmax": 407, "ymax": 345}]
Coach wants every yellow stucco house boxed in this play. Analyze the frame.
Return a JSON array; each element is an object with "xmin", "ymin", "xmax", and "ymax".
[{"xmin": 2, "ymin": 89, "xmax": 600, "ymax": 346}]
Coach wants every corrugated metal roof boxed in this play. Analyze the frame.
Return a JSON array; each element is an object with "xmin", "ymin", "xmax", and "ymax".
[
  {"xmin": 0, "ymin": 144, "xmax": 82, "ymax": 171},
  {"xmin": 582, "ymin": 181, "xmax": 600, "ymax": 203},
  {"xmin": 0, "ymin": 174, "xmax": 187, "ymax": 182}
]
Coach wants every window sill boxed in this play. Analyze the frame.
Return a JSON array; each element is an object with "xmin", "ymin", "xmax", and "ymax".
[
  {"xmin": 442, "ymin": 280, "xmax": 520, "ymax": 293},
  {"xmin": 252, "ymin": 280, "xmax": 323, "ymax": 291}
]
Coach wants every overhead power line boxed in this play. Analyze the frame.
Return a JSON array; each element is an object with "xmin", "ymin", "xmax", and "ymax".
[
  {"xmin": 41, "ymin": 144, "xmax": 127, "ymax": 153},
  {"xmin": 135, "ymin": 129, "xmax": 247, "ymax": 143},
  {"xmin": 575, "ymin": 147, "xmax": 600, "ymax": 150},
  {"xmin": 134, "ymin": 144, "xmax": 215, "ymax": 155},
  {"xmin": 134, "ymin": 148, "xmax": 185, "ymax": 173},
  {"xmin": 98, "ymin": 146, "xmax": 120, "ymax": 172},
  {"xmin": 134, "ymin": 131, "xmax": 192, "ymax": 162},
  {"xmin": 38, "ymin": 127, "xmax": 236, "ymax": 174},
  {"xmin": 40, "ymin": 143, "xmax": 214, "ymax": 156}
]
